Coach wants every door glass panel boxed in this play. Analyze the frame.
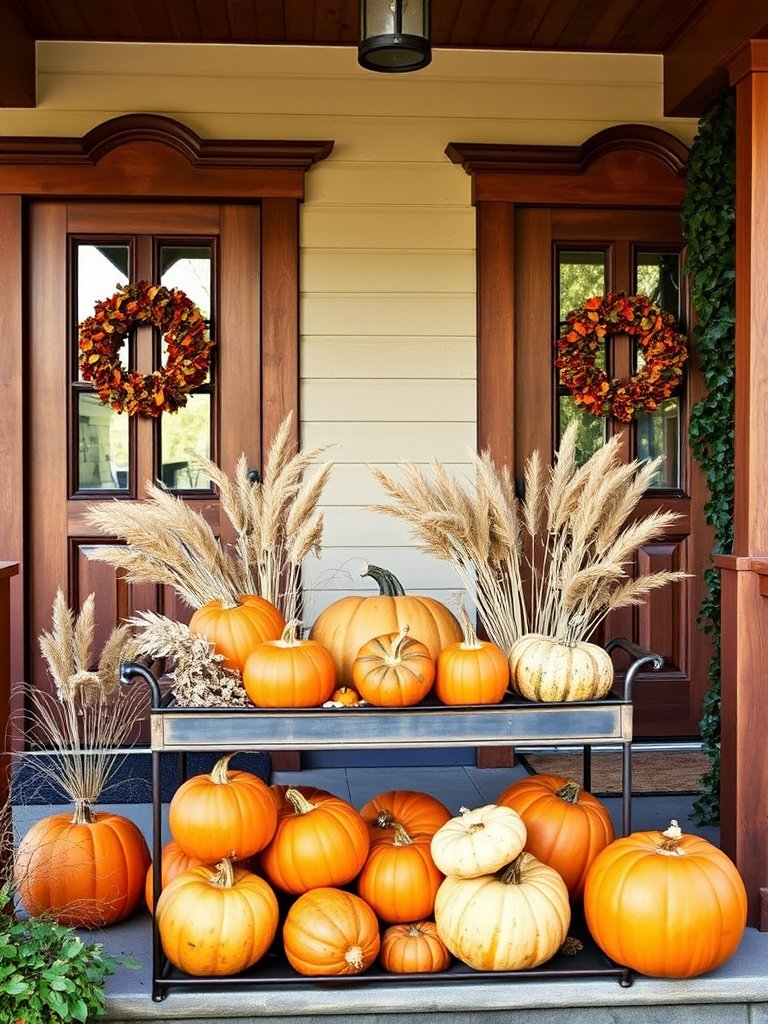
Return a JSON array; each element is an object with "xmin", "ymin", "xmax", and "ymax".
[
  {"xmin": 635, "ymin": 398, "xmax": 681, "ymax": 489},
  {"xmin": 76, "ymin": 391, "xmax": 129, "ymax": 490},
  {"xmin": 635, "ymin": 251, "xmax": 681, "ymax": 318},
  {"xmin": 76, "ymin": 244, "xmax": 130, "ymax": 381},
  {"xmin": 160, "ymin": 393, "xmax": 212, "ymax": 490},
  {"xmin": 160, "ymin": 245, "xmax": 212, "ymax": 319},
  {"xmin": 559, "ymin": 396, "xmax": 606, "ymax": 465}
]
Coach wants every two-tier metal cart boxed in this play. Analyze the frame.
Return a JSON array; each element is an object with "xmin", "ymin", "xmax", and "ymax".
[{"xmin": 121, "ymin": 636, "xmax": 662, "ymax": 1002}]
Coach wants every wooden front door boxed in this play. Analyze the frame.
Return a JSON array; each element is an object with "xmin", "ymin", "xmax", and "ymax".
[
  {"xmin": 27, "ymin": 200, "xmax": 263, "ymax": 706},
  {"xmin": 514, "ymin": 206, "xmax": 712, "ymax": 737}
]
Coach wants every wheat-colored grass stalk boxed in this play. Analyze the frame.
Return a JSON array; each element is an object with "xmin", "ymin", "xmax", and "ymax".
[
  {"xmin": 85, "ymin": 413, "xmax": 333, "ymax": 621},
  {"xmin": 370, "ymin": 423, "xmax": 687, "ymax": 651}
]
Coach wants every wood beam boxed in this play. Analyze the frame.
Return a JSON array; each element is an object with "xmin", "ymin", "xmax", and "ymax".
[
  {"xmin": 717, "ymin": 39, "xmax": 768, "ymax": 930},
  {"xmin": 0, "ymin": 1, "xmax": 36, "ymax": 107},
  {"xmin": 663, "ymin": 1, "xmax": 768, "ymax": 117}
]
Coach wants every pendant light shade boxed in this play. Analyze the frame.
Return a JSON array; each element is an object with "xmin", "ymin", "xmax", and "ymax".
[{"xmin": 358, "ymin": 0, "xmax": 431, "ymax": 73}]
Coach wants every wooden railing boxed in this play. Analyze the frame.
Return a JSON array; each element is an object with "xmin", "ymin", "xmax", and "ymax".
[{"xmin": 0, "ymin": 562, "xmax": 19, "ymax": 883}]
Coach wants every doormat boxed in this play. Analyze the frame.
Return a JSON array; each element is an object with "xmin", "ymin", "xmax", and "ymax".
[
  {"xmin": 11, "ymin": 750, "xmax": 271, "ymax": 805},
  {"xmin": 518, "ymin": 749, "xmax": 710, "ymax": 796}
]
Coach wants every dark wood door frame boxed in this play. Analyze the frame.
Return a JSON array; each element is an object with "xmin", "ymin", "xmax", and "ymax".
[{"xmin": 0, "ymin": 114, "xmax": 332, "ymax": 738}]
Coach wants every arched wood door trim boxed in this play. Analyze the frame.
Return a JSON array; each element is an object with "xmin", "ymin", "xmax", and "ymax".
[{"xmin": 0, "ymin": 113, "xmax": 333, "ymax": 695}]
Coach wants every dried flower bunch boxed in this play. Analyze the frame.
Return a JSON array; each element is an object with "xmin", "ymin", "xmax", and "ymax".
[
  {"xmin": 25, "ymin": 589, "xmax": 143, "ymax": 808},
  {"xmin": 369, "ymin": 424, "xmax": 686, "ymax": 654},
  {"xmin": 126, "ymin": 611, "xmax": 251, "ymax": 707},
  {"xmin": 85, "ymin": 412, "xmax": 332, "ymax": 624}
]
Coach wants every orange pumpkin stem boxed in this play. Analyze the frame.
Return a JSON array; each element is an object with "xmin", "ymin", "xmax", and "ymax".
[
  {"xmin": 285, "ymin": 787, "xmax": 317, "ymax": 816},
  {"xmin": 211, "ymin": 858, "xmax": 236, "ymax": 888},
  {"xmin": 71, "ymin": 799, "xmax": 96, "ymax": 825},
  {"xmin": 210, "ymin": 753, "xmax": 236, "ymax": 784},
  {"xmin": 555, "ymin": 780, "xmax": 581, "ymax": 803}
]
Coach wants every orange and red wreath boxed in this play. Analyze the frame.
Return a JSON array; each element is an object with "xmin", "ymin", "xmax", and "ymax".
[
  {"xmin": 78, "ymin": 281, "xmax": 211, "ymax": 417},
  {"xmin": 555, "ymin": 292, "xmax": 687, "ymax": 422}
]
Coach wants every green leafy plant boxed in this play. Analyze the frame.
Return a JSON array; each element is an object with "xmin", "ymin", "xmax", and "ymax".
[
  {"xmin": 0, "ymin": 882, "xmax": 126, "ymax": 1024},
  {"xmin": 681, "ymin": 89, "xmax": 736, "ymax": 825}
]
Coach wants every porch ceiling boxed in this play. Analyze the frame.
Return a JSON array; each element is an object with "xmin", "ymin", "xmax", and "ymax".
[{"xmin": 0, "ymin": 0, "xmax": 767, "ymax": 114}]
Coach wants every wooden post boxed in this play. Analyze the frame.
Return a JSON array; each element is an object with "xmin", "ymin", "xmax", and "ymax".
[
  {"xmin": 0, "ymin": 561, "xmax": 20, "ymax": 883},
  {"xmin": 718, "ymin": 40, "xmax": 768, "ymax": 929}
]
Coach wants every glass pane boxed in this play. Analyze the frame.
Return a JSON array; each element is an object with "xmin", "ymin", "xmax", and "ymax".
[
  {"xmin": 558, "ymin": 250, "xmax": 606, "ymax": 324},
  {"xmin": 160, "ymin": 394, "xmax": 212, "ymax": 491},
  {"xmin": 77, "ymin": 244, "xmax": 131, "ymax": 382},
  {"xmin": 160, "ymin": 245, "xmax": 212, "ymax": 319},
  {"xmin": 635, "ymin": 398, "xmax": 681, "ymax": 489},
  {"xmin": 635, "ymin": 252, "xmax": 681, "ymax": 318},
  {"xmin": 77, "ymin": 392, "xmax": 130, "ymax": 490},
  {"xmin": 559, "ymin": 396, "xmax": 606, "ymax": 466}
]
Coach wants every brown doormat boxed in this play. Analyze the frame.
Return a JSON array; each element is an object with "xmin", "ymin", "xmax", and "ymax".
[{"xmin": 518, "ymin": 749, "xmax": 711, "ymax": 795}]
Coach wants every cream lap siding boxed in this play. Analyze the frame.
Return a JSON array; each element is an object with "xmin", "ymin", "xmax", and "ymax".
[{"xmin": 3, "ymin": 41, "xmax": 699, "ymax": 624}]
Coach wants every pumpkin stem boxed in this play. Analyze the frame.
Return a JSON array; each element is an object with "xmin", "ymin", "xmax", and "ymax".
[
  {"xmin": 345, "ymin": 945, "xmax": 365, "ymax": 971},
  {"xmin": 555, "ymin": 781, "xmax": 581, "ymax": 803},
  {"xmin": 374, "ymin": 809, "xmax": 396, "ymax": 830},
  {"xmin": 362, "ymin": 563, "xmax": 406, "ymax": 598},
  {"xmin": 458, "ymin": 806, "xmax": 486, "ymax": 833},
  {"xmin": 657, "ymin": 819, "xmax": 685, "ymax": 856},
  {"xmin": 385, "ymin": 624, "xmax": 412, "ymax": 664},
  {"xmin": 285, "ymin": 787, "xmax": 317, "ymax": 816},
  {"xmin": 210, "ymin": 753, "xmax": 236, "ymax": 784},
  {"xmin": 71, "ymin": 799, "xmax": 96, "ymax": 825},
  {"xmin": 458, "ymin": 603, "xmax": 482, "ymax": 650},
  {"xmin": 211, "ymin": 859, "xmax": 236, "ymax": 888},
  {"xmin": 499, "ymin": 853, "xmax": 526, "ymax": 885},
  {"xmin": 278, "ymin": 618, "xmax": 303, "ymax": 646},
  {"xmin": 407, "ymin": 923, "xmax": 426, "ymax": 938},
  {"xmin": 391, "ymin": 823, "xmax": 414, "ymax": 847}
]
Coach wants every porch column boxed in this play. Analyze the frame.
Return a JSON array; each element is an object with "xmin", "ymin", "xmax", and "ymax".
[
  {"xmin": 718, "ymin": 40, "xmax": 768, "ymax": 930},
  {"xmin": 0, "ymin": 561, "xmax": 20, "ymax": 882}
]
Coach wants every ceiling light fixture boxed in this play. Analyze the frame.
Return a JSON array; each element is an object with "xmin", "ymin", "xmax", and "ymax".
[{"xmin": 358, "ymin": 0, "xmax": 431, "ymax": 73}]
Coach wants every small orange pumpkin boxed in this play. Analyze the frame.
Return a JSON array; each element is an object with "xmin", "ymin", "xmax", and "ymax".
[
  {"xmin": 380, "ymin": 920, "xmax": 452, "ymax": 974},
  {"xmin": 434, "ymin": 608, "xmax": 509, "ymax": 705},
  {"xmin": 168, "ymin": 753, "xmax": 277, "ymax": 862},
  {"xmin": 260, "ymin": 787, "xmax": 369, "ymax": 894},
  {"xmin": 357, "ymin": 819, "xmax": 443, "ymax": 923},
  {"xmin": 352, "ymin": 625, "xmax": 435, "ymax": 706},
  {"xmin": 242, "ymin": 619, "xmax": 336, "ymax": 707},
  {"xmin": 282, "ymin": 887, "xmax": 381, "ymax": 976},
  {"xmin": 329, "ymin": 686, "xmax": 362, "ymax": 705},
  {"xmin": 189, "ymin": 594, "xmax": 285, "ymax": 673},
  {"xmin": 497, "ymin": 773, "xmax": 615, "ymax": 899},
  {"xmin": 156, "ymin": 859, "xmax": 279, "ymax": 976}
]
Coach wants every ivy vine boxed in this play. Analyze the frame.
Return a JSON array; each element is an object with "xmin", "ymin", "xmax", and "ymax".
[{"xmin": 680, "ymin": 90, "xmax": 736, "ymax": 825}]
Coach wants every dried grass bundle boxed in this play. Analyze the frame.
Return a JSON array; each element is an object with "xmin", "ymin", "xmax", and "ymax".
[
  {"xmin": 85, "ymin": 412, "xmax": 332, "ymax": 622},
  {"xmin": 370, "ymin": 424, "xmax": 687, "ymax": 652},
  {"xmin": 19, "ymin": 589, "xmax": 144, "ymax": 810}
]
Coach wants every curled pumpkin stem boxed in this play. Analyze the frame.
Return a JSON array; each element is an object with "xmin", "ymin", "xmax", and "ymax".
[
  {"xmin": 286, "ymin": 787, "xmax": 317, "ymax": 816},
  {"xmin": 279, "ymin": 618, "xmax": 303, "ymax": 645},
  {"xmin": 210, "ymin": 753, "xmax": 238, "ymax": 784}
]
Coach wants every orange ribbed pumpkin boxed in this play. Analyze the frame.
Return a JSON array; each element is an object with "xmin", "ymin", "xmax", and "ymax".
[
  {"xmin": 14, "ymin": 807, "xmax": 150, "ymax": 927},
  {"xmin": 283, "ymin": 887, "xmax": 380, "ymax": 976},
  {"xmin": 352, "ymin": 625, "xmax": 435, "ymax": 706},
  {"xmin": 169, "ymin": 754, "xmax": 277, "ymax": 862},
  {"xmin": 189, "ymin": 594, "xmax": 285, "ymax": 673},
  {"xmin": 497, "ymin": 773, "xmax": 614, "ymax": 899},
  {"xmin": 434, "ymin": 613, "xmax": 509, "ymax": 705},
  {"xmin": 584, "ymin": 820, "xmax": 747, "ymax": 978},
  {"xmin": 260, "ymin": 787, "xmax": 369, "ymax": 894},
  {"xmin": 242, "ymin": 619, "xmax": 336, "ymax": 707},
  {"xmin": 145, "ymin": 839, "xmax": 208, "ymax": 913},
  {"xmin": 360, "ymin": 789, "xmax": 452, "ymax": 845},
  {"xmin": 357, "ymin": 820, "xmax": 443, "ymax": 923},
  {"xmin": 380, "ymin": 920, "xmax": 452, "ymax": 974}
]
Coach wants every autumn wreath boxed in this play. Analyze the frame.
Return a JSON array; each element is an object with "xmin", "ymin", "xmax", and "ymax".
[
  {"xmin": 555, "ymin": 292, "xmax": 687, "ymax": 422},
  {"xmin": 78, "ymin": 281, "xmax": 211, "ymax": 417}
]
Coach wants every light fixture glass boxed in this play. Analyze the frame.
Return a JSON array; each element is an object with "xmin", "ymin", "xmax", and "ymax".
[{"xmin": 358, "ymin": 0, "xmax": 431, "ymax": 73}]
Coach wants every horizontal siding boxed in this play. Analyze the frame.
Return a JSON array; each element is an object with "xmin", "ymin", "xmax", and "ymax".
[{"xmin": 1, "ymin": 42, "xmax": 698, "ymax": 621}]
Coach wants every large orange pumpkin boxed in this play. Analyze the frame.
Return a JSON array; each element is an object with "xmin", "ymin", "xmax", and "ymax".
[
  {"xmin": 189, "ymin": 594, "xmax": 285, "ymax": 673},
  {"xmin": 309, "ymin": 564, "xmax": 462, "ymax": 686},
  {"xmin": 360, "ymin": 789, "xmax": 452, "ymax": 844},
  {"xmin": 380, "ymin": 920, "xmax": 452, "ymax": 974},
  {"xmin": 145, "ymin": 839, "xmax": 208, "ymax": 913},
  {"xmin": 242, "ymin": 619, "xmax": 336, "ymax": 707},
  {"xmin": 260, "ymin": 787, "xmax": 369, "ymax": 894},
  {"xmin": 584, "ymin": 820, "xmax": 748, "ymax": 978},
  {"xmin": 357, "ymin": 819, "xmax": 443, "ymax": 923},
  {"xmin": 352, "ymin": 625, "xmax": 435, "ymax": 706},
  {"xmin": 497, "ymin": 773, "xmax": 614, "ymax": 899},
  {"xmin": 282, "ymin": 887, "xmax": 380, "ymax": 976},
  {"xmin": 156, "ymin": 859, "xmax": 279, "ymax": 976},
  {"xmin": 14, "ymin": 807, "xmax": 150, "ymax": 927},
  {"xmin": 168, "ymin": 753, "xmax": 277, "ymax": 862}
]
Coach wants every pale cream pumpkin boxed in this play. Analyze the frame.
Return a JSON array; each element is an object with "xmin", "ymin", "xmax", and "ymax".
[
  {"xmin": 430, "ymin": 804, "xmax": 526, "ymax": 879},
  {"xmin": 508, "ymin": 633, "xmax": 614, "ymax": 702},
  {"xmin": 434, "ymin": 852, "xmax": 570, "ymax": 971}
]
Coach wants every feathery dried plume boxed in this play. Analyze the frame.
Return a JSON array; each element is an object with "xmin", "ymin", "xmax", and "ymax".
[
  {"xmin": 85, "ymin": 413, "xmax": 333, "ymax": 621},
  {"xmin": 369, "ymin": 423, "xmax": 687, "ymax": 650}
]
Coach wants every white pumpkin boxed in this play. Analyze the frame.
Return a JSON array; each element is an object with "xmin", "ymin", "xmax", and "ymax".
[
  {"xmin": 430, "ymin": 804, "xmax": 526, "ymax": 879},
  {"xmin": 434, "ymin": 852, "xmax": 571, "ymax": 971},
  {"xmin": 508, "ymin": 633, "xmax": 613, "ymax": 702}
]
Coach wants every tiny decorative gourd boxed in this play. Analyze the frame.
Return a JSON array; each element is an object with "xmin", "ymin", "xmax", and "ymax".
[
  {"xmin": 430, "ymin": 804, "xmax": 527, "ymax": 879},
  {"xmin": 352, "ymin": 624, "xmax": 435, "ymax": 706},
  {"xmin": 508, "ymin": 632, "xmax": 614, "ymax": 702}
]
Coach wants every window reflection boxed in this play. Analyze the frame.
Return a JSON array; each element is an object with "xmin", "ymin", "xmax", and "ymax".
[
  {"xmin": 635, "ymin": 252, "xmax": 680, "ymax": 318},
  {"xmin": 160, "ymin": 246, "xmax": 212, "ymax": 319},
  {"xmin": 559, "ymin": 396, "xmax": 606, "ymax": 465},
  {"xmin": 635, "ymin": 398, "xmax": 681, "ymax": 489},
  {"xmin": 77, "ymin": 392, "xmax": 129, "ymax": 490},
  {"xmin": 160, "ymin": 393, "xmax": 212, "ymax": 491}
]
